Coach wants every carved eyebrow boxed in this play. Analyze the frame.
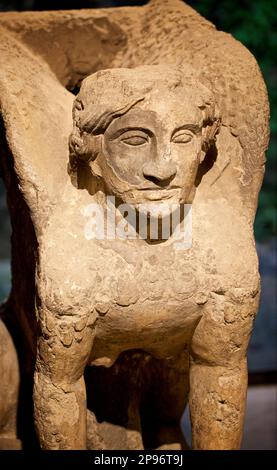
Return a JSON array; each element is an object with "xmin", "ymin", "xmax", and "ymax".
[
  {"xmin": 107, "ymin": 127, "xmax": 154, "ymax": 140},
  {"xmin": 172, "ymin": 124, "xmax": 201, "ymax": 135}
]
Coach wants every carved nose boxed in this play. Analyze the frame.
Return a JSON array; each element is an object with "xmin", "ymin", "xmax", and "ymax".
[{"xmin": 142, "ymin": 162, "xmax": 177, "ymax": 187}]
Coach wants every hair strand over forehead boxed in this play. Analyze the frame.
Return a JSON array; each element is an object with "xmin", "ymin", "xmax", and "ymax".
[{"xmin": 68, "ymin": 66, "xmax": 221, "ymax": 179}]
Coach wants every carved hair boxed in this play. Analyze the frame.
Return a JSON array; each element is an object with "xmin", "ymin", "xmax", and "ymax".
[
  {"xmin": 69, "ymin": 97, "xmax": 145, "ymax": 175},
  {"xmin": 68, "ymin": 67, "xmax": 221, "ymax": 177}
]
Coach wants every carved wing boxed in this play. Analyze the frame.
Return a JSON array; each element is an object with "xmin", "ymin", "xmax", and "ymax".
[{"xmin": 0, "ymin": 27, "xmax": 73, "ymax": 229}]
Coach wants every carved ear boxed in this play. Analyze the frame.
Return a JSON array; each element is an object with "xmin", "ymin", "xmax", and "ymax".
[
  {"xmin": 68, "ymin": 132, "xmax": 102, "ymax": 177},
  {"xmin": 200, "ymin": 117, "xmax": 221, "ymax": 163},
  {"xmin": 88, "ymin": 135, "xmax": 103, "ymax": 179},
  {"xmin": 69, "ymin": 131, "xmax": 100, "ymax": 162},
  {"xmin": 89, "ymin": 159, "xmax": 103, "ymax": 179}
]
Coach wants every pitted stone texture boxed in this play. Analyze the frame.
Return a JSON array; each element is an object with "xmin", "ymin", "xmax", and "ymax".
[
  {"xmin": 0, "ymin": 0, "xmax": 269, "ymax": 450},
  {"xmin": 0, "ymin": 319, "xmax": 21, "ymax": 449}
]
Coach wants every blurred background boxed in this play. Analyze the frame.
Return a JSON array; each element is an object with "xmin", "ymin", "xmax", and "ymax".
[{"xmin": 0, "ymin": 0, "xmax": 276, "ymax": 449}]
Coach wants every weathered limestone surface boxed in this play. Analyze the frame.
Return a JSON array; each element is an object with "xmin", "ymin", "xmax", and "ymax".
[
  {"xmin": 0, "ymin": 318, "xmax": 21, "ymax": 449},
  {"xmin": 0, "ymin": 0, "xmax": 269, "ymax": 450}
]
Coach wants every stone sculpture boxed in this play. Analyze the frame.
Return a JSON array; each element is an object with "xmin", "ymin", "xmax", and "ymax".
[
  {"xmin": 0, "ymin": 0, "xmax": 269, "ymax": 450},
  {"xmin": 0, "ymin": 319, "xmax": 21, "ymax": 449}
]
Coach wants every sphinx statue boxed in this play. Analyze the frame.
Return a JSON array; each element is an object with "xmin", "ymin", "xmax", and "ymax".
[{"xmin": 0, "ymin": 0, "xmax": 269, "ymax": 450}]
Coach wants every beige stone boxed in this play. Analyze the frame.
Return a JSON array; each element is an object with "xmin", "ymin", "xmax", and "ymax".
[
  {"xmin": 0, "ymin": 318, "xmax": 21, "ymax": 449},
  {"xmin": 0, "ymin": 0, "xmax": 269, "ymax": 450}
]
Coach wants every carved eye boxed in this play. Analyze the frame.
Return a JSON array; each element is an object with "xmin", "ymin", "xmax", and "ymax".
[
  {"xmin": 122, "ymin": 136, "xmax": 148, "ymax": 146},
  {"xmin": 172, "ymin": 130, "xmax": 194, "ymax": 144},
  {"xmin": 120, "ymin": 131, "xmax": 149, "ymax": 146}
]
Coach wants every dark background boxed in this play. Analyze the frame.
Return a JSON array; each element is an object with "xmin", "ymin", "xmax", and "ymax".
[{"xmin": 0, "ymin": 0, "xmax": 276, "ymax": 374}]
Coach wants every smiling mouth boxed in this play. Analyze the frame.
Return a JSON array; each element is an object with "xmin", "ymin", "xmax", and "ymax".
[
  {"xmin": 139, "ymin": 186, "xmax": 180, "ymax": 191},
  {"xmin": 140, "ymin": 187, "xmax": 180, "ymax": 201}
]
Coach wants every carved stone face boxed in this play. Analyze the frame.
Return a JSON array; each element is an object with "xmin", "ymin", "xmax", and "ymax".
[
  {"xmin": 70, "ymin": 66, "xmax": 220, "ymax": 208},
  {"xmin": 95, "ymin": 91, "xmax": 203, "ymax": 206}
]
